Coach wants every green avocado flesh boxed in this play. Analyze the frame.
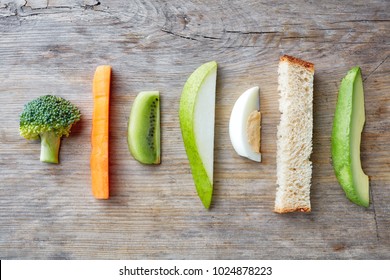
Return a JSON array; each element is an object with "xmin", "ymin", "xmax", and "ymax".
[
  {"xmin": 128, "ymin": 91, "xmax": 160, "ymax": 164},
  {"xmin": 331, "ymin": 66, "xmax": 369, "ymax": 207}
]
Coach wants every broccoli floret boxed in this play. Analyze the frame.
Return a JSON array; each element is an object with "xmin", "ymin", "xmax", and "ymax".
[{"xmin": 20, "ymin": 95, "xmax": 81, "ymax": 163}]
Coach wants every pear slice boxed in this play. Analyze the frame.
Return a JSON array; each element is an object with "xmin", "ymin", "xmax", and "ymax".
[
  {"xmin": 229, "ymin": 86, "xmax": 261, "ymax": 162},
  {"xmin": 331, "ymin": 66, "xmax": 369, "ymax": 207},
  {"xmin": 179, "ymin": 61, "xmax": 217, "ymax": 209}
]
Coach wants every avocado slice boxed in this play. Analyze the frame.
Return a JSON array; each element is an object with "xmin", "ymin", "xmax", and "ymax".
[{"xmin": 331, "ymin": 66, "xmax": 369, "ymax": 207}]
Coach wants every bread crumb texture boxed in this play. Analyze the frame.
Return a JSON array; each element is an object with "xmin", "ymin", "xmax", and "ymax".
[{"xmin": 275, "ymin": 55, "xmax": 314, "ymax": 213}]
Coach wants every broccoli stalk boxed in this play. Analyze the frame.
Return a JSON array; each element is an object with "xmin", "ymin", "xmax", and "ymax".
[
  {"xmin": 40, "ymin": 131, "xmax": 61, "ymax": 163},
  {"xmin": 20, "ymin": 95, "xmax": 81, "ymax": 164}
]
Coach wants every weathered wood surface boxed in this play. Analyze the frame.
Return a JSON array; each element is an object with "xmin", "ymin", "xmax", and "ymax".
[{"xmin": 0, "ymin": 0, "xmax": 389, "ymax": 259}]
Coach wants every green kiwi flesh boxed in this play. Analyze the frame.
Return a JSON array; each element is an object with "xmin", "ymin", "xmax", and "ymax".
[{"xmin": 128, "ymin": 91, "xmax": 160, "ymax": 164}]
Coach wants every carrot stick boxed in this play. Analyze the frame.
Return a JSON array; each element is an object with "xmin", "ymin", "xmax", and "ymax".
[{"xmin": 91, "ymin": 65, "xmax": 111, "ymax": 199}]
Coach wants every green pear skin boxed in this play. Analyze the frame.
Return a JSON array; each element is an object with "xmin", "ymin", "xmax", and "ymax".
[
  {"xmin": 331, "ymin": 66, "xmax": 369, "ymax": 207},
  {"xmin": 179, "ymin": 61, "xmax": 217, "ymax": 209}
]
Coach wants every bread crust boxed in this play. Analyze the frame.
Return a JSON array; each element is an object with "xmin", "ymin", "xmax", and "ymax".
[{"xmin": 280, "ymin": 55, "xmax": 314, "ymax": 73}]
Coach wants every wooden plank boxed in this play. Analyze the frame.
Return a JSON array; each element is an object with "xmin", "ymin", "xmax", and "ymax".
[{"xmin": 0, "ymin": 0, "xmax": 389, "ymax": 259}]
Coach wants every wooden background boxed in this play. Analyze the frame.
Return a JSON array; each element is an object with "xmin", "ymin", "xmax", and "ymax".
[{"xmin": 0, "ymin": 0, "xmax": 389, "ymax": 259}]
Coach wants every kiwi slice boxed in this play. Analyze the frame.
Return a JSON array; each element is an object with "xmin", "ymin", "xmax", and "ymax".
[{"xmin": 128, "ymin": 91, "xmax": 160, "ymax": 164}]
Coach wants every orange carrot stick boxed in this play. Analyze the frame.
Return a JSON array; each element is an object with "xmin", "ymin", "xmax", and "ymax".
[{"xmin": 91, "ymin": 65, "xmax": 111, "ymax": 199}]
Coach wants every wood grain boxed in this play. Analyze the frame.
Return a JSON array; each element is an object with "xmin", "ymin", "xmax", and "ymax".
[{"xmin": 0, "ymin": 0, "xmax": 389, "ymax": 259}]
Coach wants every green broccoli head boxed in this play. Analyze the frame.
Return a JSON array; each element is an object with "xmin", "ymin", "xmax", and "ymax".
[{"xmin": 20, "ymin": 95, "xmax": 81, "ymax": 163}]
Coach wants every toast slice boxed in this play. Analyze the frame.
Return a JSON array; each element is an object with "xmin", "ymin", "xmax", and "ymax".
[{"xmin": 275, "ymin": 55, "xmax": 314, "ymax": 213}]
